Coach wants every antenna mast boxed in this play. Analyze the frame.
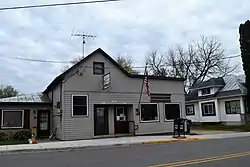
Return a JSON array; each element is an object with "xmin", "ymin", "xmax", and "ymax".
[{"xmin": 71, "ymin": 33, "xmax": 96, "ymax": 57}]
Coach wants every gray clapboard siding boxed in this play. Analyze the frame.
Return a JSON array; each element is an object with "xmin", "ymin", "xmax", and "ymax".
[
  {"xmin": 61, "ymin": 91, "xmax": 185, "ymax": 140},
  {"xmin": 62, "ymin": 91, "xmax": 147, "ymax": 140},
  {"xmin": 62, "ymin": 91, "xmax": 93, "ymax": 140}
]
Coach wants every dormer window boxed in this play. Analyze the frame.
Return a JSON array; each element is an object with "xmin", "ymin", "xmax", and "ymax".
[{"xmin": 201, "ymin": 88, "xmax": 211, "ymax": 95}]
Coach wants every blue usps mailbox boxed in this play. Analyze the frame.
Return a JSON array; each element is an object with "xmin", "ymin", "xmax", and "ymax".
[{"xmin": 173, "ymin": 118, "xmax": 186, "ymax": 138}]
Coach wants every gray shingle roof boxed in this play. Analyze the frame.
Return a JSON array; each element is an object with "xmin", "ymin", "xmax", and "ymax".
[
  {"xmin": 0, "ymin": 93, "xmax": 51, "ymax": 103},
  {"xmin": 191, "ymin": 77, "xmax": 225, "ymax": 90},
  {"xmin": 186, "ymin": 74, "xmax": 246, "ymax": 101}
]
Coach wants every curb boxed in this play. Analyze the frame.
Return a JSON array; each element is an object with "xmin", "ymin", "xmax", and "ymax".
[
  {"xmin": 0, "ymin": 138, "xmax": 205, "ymax": 154},
  {"xmin": 0, "ymin": 143, "xmax": 141, "ymax": 154},
  {"xmin": 141, "ymin": 138, "xmax": 205, "ymax": 144}
]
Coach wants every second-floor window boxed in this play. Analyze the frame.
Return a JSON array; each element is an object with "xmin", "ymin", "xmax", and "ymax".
[
  {"xmin": 201, "ymin": 88, "xmax": 211, "ymax": 95},
  {"xmin": 93, "ymin": 62, "xmax": 104, "ymax": 75}
]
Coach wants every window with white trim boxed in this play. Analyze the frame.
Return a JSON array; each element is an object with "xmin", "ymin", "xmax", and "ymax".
[
  {"xmin": 225, "ymin": 100, "xmax": 241, "ymax": 114},
  {"xmin": 140, "ymin": 103, "xmax": 159, "ymax": 122},
  {"xmin": 1, "ymin": 110, "xmax": 24, "ymax": 128},
  {"xmin": 186, "ymin": 105, "xmax": 195, "ymax": 116},
  {"xmin": 201, "ymin": 88, "xmax": 211, "ymax": 95},
  {"xmin": 201, "ymin": 102, "xmax": 216, "ymax": 116},
  {"xmin": 165, "ymin": 103, "xmax": 180, "ymax": 120},
  {"xmin": 72, "ymin": 95, "xmax": 88, "ymax": 116}
]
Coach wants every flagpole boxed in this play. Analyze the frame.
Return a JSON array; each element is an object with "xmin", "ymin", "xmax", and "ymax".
[{"xmin": 138, "ymin": 64, "xmax": 147, "ymax": 110}]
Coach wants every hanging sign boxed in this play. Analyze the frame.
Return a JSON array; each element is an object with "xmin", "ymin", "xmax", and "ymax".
[{"xmin": 102, "ymin": 72, "xmax": 111, "ymax": 90}]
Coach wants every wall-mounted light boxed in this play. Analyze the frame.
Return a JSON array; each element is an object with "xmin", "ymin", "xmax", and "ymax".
[{"xmin": 135, "ymin": 108, "xmax": 140, "ymax": 115}]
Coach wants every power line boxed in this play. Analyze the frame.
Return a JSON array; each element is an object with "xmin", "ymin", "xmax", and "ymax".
[
  {"xmin": 222, "ymin": 55, "xmax": 241, "ymax": 59},
  {"xmin": 0, "ymin": 54, "xmax": 242, "ymax": 68},
  {"xmin": 0, "ymin": 57, "xmax": 71, "ymax": 63},
  {"xmin": 0, "ymin": 0, "xmax": 122, "ymax": 11},
  {"xmin": 163, "ymin": 55, "xmax": 241, "ymax": 67}
]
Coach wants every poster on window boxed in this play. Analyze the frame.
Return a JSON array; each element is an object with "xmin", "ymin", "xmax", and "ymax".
[{"xmin": 40, "ymin": 122, "xmax": 48, "ymax": 130}]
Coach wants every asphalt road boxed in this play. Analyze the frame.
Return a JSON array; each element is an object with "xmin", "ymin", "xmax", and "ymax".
[{"xmin": 1, "ymin": 137, "xmax": 250, "ymax": 167}]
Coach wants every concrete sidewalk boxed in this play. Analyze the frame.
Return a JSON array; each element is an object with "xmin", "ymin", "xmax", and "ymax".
[{"xmin": 1, "ymin": 132, "xmax": 250, "ymax": 153}]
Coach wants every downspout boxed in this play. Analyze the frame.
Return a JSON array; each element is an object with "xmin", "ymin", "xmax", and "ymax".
[
  {"xmin": 60, "ymin": 82, "xmax": 64, "ymax": 140},
  {"xmin": 51, "ymin": 91, "xmax": 54, "ymax": 135}
]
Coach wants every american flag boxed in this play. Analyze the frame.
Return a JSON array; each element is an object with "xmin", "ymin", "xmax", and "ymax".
[{"xmin": 144, "ymin": 67, "xmax": 150, "ymax": 96}]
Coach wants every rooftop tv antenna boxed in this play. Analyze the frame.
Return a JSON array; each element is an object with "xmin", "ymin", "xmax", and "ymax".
[{"xmin": 71, "ymin": 32, "xmax": 96, "ymax": 57}]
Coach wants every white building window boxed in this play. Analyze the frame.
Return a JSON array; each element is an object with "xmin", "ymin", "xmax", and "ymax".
[
  {"xmin": 1, "ymin": 110, "xmax": 24, "ymax": 128},
  {"xmin": 201, "ymin": 88, "xmax": 211, "ymax": 95},
  {"xmin": 186, "ymin": 105, "xmax": 195, "ymax": 116},
  {"xmin": 72, "ymin": 95, "xmax": 88, "ymax": 116},
  {"xmin": 140, "ymin": 103, "xmax": 159, "ymax": 122},
  {"xmin": 225, "ymin": 100, "xmax": 241, "ymax": 114},
  {"xmin": 201, "ymin": 102, "xmax": 216, "ymax": 116}
]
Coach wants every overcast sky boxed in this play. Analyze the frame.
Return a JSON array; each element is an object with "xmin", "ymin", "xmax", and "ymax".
[{"xmin": 0, "ymin": 0, "xmax": 248, "ymax": 94}]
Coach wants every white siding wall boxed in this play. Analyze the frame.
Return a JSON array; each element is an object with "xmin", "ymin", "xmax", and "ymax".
[
  {"xmin": 186, "ymin": 96, "xmax": 245, "ymax": 124},
  {"xmin": 218, "ymin": 96, "xmax": 243, "ymax": 124},
  {"xmin": 186, "ymin": 102, "xmax": 200, "ymax": 123},
  {"xmin": 198, "ymin": 100, "xmax": 219, "ymax": 122}
]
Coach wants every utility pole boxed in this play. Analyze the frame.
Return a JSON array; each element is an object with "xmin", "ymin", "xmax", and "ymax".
[{"xmin": 71, "ymin": 33, "xmax": 96, "ymax": 57}]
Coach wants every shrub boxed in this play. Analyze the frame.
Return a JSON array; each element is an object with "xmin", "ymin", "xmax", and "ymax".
[
  {"xmin": 0, "ymin": 132, "xmax": 9, "ymax": 141},
  {"xmin": 12, "ymin": 130, "xmax": 31, "ymax": 140}
]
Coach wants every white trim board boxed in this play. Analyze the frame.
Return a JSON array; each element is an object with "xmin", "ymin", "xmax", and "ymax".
[
  {"xmin": 71, "ymin": 94, "xmax": 89, "ymax": 117},
  {"xmin": 1, "ymin": 110, "xmax": 24, "ymax": 129}
]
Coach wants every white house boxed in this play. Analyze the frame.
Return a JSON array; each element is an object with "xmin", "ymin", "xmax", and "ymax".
[{"xmin": 185, "ymin": 75, "xmax": 248, "ymax": 125}]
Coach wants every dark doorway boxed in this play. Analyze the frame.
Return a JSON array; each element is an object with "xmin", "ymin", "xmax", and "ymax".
[
  {"xmin": 94, "ymin": 105, "xmax": 109, "ymax": 136},
  {"xmin": 37, "ymin": 110, "xmax": 50, "ymax": 138},
  {"xmin": 114, "ymin": 106, "xmax": 129, "ymax": 134}
]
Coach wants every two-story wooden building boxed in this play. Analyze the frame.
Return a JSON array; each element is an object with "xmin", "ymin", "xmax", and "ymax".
[{"xmin": 0, "ymin": 48, "xmax": 186, "ymax": 140}]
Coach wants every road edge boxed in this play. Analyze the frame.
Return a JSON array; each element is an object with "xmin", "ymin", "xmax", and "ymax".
[{"xmin": 0, "ymin": 137, "xmax": 206, "ymax": 154}]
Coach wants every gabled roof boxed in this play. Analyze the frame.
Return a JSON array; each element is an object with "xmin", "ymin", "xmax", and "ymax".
[
  {"xmin": 0, "ymin": 93, "xmax": 51, "ymax": 104},
  {"xmin": 186, "ymin": 75, "xmax": 246, "ymax": 102},
  {"xmin": 43, "ymin": 48, "xmax": 185, "ymax": 93},
  {"xmin": 191, "ymin": 77, "xmax": 225, "ymax": 90}
]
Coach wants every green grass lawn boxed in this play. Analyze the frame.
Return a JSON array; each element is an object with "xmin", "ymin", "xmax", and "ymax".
[
  {"xmin": 0, "ymin": 140, "xmax": 29, "ymax": 145},
  {"xmin": 191, "ymin": 124, "xmax": 250, "ymax": 132}
]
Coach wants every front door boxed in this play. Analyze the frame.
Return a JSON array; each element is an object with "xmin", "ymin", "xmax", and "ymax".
[
  {"xmin": 114, "ymin": 106, "xmax": 129, "ymax": 134},
  {"xmin": 37, "ymin": 110, "xmax": 50, "ymax": 138},
  {"xmin": 94, "ymin": 106, "xmax": 109, "ymax": 136}
]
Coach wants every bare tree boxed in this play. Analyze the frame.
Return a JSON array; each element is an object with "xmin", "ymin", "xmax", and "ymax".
[
  {"xmin": 62, "ymin": 56, "xmax": 84, "ymax": 72},
  {"xmin": 146, "ymin": 35, "xmax": 237, "ymax": 92}
]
